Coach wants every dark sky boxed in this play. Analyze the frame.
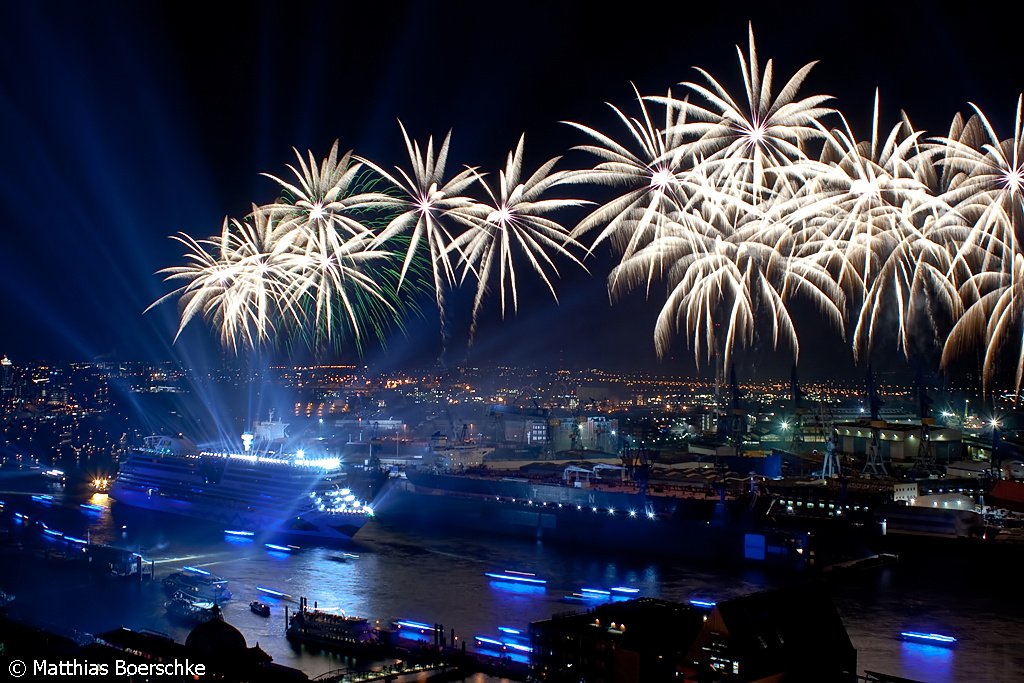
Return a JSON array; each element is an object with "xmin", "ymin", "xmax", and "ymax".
[{"xmin": 1, "ymin": 1, "xmax": 1019, "ymax": 380}]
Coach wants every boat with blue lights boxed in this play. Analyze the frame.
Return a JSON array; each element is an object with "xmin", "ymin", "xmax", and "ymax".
[
  {"xmin": 163, "ymin": 591, "xmax": 216, "ymax": 623},
  {"xmin": 110, "ymin": 424, "xmax": 373, "ymax": 539},
  {"xmin": 899, "ymin": 631, "xmax": 958, "ymax": 648},
  {"xmin": 162, "ymin": 568, "xmax": 233, "ymax": 602}
]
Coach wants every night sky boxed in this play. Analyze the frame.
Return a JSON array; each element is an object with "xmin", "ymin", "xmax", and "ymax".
[{"xmin": 1, "ymin": 1, "xmax": 1020, "ymax": 380}]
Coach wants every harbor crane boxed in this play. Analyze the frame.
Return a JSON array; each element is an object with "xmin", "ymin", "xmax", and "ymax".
[
  {"xmin": 914, "ymin": 370, "xmax": 936, "ymax": 473},
  {"xmin": 861, "ymin": 366, "xmax": 888, "ymax": 476},
  {"xmin": 717, "ymin": 367, "xmax": 747, "ymax": 454},
  {"xmin": 789, "ymin": 365, "xmax": 808, "ymax": 453}
]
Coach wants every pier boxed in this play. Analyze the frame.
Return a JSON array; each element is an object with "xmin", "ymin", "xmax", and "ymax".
[{"xmin": 286, "ymin": 598, "xmax": 530, "ymax": 681}]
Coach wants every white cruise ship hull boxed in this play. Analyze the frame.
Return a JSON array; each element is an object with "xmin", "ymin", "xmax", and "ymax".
[{"xmin": 110, "ymin": 484, "xmax": 369, "ymax": 539}]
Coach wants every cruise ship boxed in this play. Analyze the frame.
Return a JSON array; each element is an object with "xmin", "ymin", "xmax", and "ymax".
[{"xmin": 110, "ymin": 428, "xmax": 372, "ymax": 539}]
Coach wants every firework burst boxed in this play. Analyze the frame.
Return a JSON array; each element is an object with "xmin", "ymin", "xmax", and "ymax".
[
  {"xmin": 150, "ymin": 25, "xmax": 1024, "ymax": 394},
  {"xmin": 154, "ymin": 145, "xmax": 412, "ymax": 352},
  {"xmin": 662, "ymin": 23, "xmax": 835, "ymax": 204},
  {"xmin": 940, "ymin": 96, "xmax": 1024, "ymax": 393},
  {"xmin": 564, "ymin": 87, "xmax": 693, "ymax": 264},
  {"xmin": 772, "ymin": 91, "xmax": 955, "ymax": 359},
  {"xmin": 448, "ymin": 135, "xmax": 589, "ymax": 341},
  {"xmin": 357, "ymin": 123, "xmax": 478, "ymax": 343},
  {"xmin": 151, "ymin": 211, "xmax": 296, "ymax": 351},
  {"xmin": 610, "ymin": 207, "xmax": 846, "ymax": 370}
]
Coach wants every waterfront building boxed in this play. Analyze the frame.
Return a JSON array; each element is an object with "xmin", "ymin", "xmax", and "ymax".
[
  {"xmin": 684, "ymin": 585, "xmax": 857, "ymax": 682},
  {"xmin": 530, "ymin": 588, "xmax": 857, "ymax": 682},
  {"xmin": 837, "ymin": 422, "xmax": 962, "ymax": 463},
  {"xmin": 530, "ymin": 597, "xmax": 704, "ymax": 683}
]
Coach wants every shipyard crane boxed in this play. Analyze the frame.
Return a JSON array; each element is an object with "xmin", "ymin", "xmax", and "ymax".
[
  {"xmin": 817, "ymin": 391, "xmax": 841, "ymax": 481},
  {"xmin": 861, "ymin": 365, "xmax": 888, "ymax": 476},
  {"xmin": 717, "ymin": 367, "xmax": 747, "ymax": 454},
  {"xmin": 789, "ymin": 365, "xmax": 808, "ymax": 453},
  {"xmin": 914, "ymin": 370, "xmax": 936, "ymax": 473},
  {"xmin": 621, "ymin": 444, "xmax": 651, "ymax": 498}
]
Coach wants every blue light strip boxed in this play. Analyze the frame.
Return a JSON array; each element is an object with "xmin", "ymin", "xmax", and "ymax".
[
  {"xmin": 265, "ymin": 543, "xmax": 292, "ymax": 552},
  {"xmin": 395, "ymin": 620, "xmax": 435, "ymax": 630},
  {"xmin": 485, "ymin": 572, "xmax": 547, "ymax": 585},
  {"xmin": 690, "ymin": 599, "xmax": 716, "ymax": 609},
  {"xmin": 505, "ymin": 642, "xmax": 533, "ymax": 652},
  {"xmin": 498, "ymin": 627, "xmax": 522, "ymax": 635},
  {"xmin": 900, "ymin": 631, "xmax": 957, "ymax": 644},
  {"xmin": 80, "ymin": 503, "xmax": 104, "ymax": 512},
  {"xmin": 64, "ymin": 536, "xmax": 87, "ymax": 544},
  {"xmin": 224, "ymin": 529, "xmax": 254, "ymax": 536},
  {"xmin": 256, "ymin": 586, "xmax": 291, "ymax": 598},
  {"xmin": 581, "ymin": 587, "xmax": 611, "ymax": 595},
  {"xmin": 475, "ymin": 636, "xmax": 503, "ymax": 646},
  {"xmin": 611, "ymin": 586, "xmax": 639, "ymax": 594},
  {"xmin": 183, "ymin": 566, "xmax": 211, "ymax": 575},
  {"xmin": 43, "ymin": 529, "xmax": 64, "ymax": 537}
]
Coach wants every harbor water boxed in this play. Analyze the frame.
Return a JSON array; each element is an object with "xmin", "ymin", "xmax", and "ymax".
[{"xmin": 1, "ymin": 483, "xmax": 1022, "ymax": 682}]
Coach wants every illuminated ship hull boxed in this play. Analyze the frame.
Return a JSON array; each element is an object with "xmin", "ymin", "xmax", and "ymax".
[
  {"xmin": 110, "ymin": 437, "xmax": 370, "ymax": 540},
  {"xmin": 372, "ymin": 470, "xmax": 805, "ymax": 562}
]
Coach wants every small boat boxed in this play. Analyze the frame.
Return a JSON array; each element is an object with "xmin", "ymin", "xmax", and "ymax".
[
  {"xmin": 250, "ymin": 600, "xmax": 271, "ymax": 617},
  {"xmin": 899, "ymin": 631, "xmax": 957, "ymax": 648},
  {"xmin": 164, "ymin": 593, "xmax": 215, "ymax": 623}
]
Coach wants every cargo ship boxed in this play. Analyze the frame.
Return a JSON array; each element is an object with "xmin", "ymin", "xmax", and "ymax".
[
  {"xmin": 371, "ymin": 463, "xmax": 809, "ymax": 563},
  {"xmin": 110, "ymin": 429, "xmax": 373, "ymax": 539}
]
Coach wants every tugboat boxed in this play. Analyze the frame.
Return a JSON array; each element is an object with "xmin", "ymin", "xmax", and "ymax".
[{"xmin": 249, "ymin": 600, "xmax": 271, "ymax": 617}]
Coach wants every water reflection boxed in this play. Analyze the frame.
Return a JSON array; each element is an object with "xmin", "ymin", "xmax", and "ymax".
[
  {"xmin": 899, "ymin": 642, "xmax": 954, "ymax": 683},
  {"xmin": 2, "ymin": 488, "xmax": 1023, "ymax": 681}
]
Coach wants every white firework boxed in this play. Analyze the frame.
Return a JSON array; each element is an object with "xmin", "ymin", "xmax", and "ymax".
[
  {"xmin": 154, "ymin": 143, "xmax": 407, "ymax": 350},
  {"xmin": 357, "ymin": 122, "xmax": 478, "ymax": 340},
  {"xmin": 448, "ymin": 135, "xmax": 589, "ymax": 341},
  {"xmin": 611, "ymin": 209, "xmax": 846, "ymax": 370},
  {"xmin": 564, "ymin": 86, "xmax": 693, "ymax": 263},
  {"xmin": 940, "ymin": 96, "xmax": 1024, "ymax": 393},
  {"xmin": 944, "ymin": 252, "xmax": 1024, "ymax": 394},
  {"xmin": 260, "ymin": 140, "xmax": 395, "ymax": 241},
  {"xmin": 774, "ymin": 91, "xmax": 954, "ymax": 358},
  {"xmin": 151, "ymin": 211, "xmax": 296, "ymax": 351},
  {"xmin": 663, "ymin": 23, "xmax": 835, "ymax": 204}
]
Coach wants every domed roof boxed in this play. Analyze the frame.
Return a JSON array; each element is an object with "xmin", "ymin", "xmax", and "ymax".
[{"xmin": 185, "ymin": 604, "xmax": 247, "ymax": 658}]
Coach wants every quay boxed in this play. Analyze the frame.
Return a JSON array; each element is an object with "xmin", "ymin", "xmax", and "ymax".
[{"xmin": 312, "ymin": 663, "xmax": 459, "ymax": 682}]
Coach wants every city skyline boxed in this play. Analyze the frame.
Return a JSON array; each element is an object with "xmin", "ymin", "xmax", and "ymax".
[{"xmin": 2, "ymin": 1, "xmax": 1022, "ymax": 386}]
